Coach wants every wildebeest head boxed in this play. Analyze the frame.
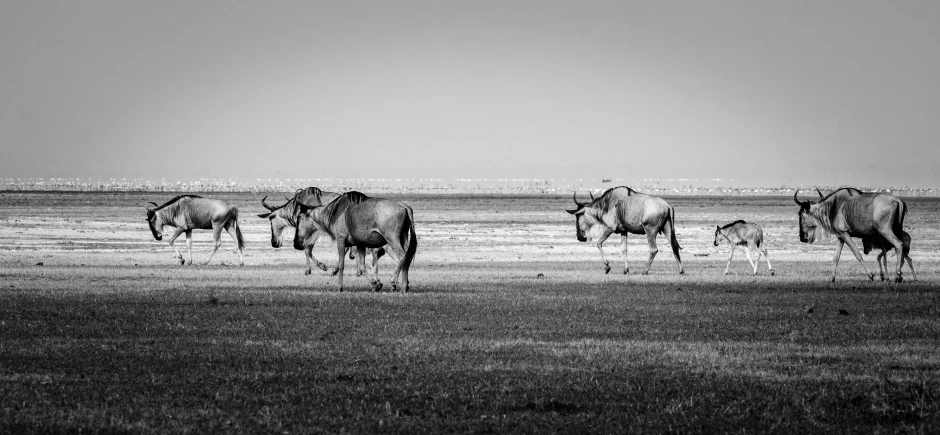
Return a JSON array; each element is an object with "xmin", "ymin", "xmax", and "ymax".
[
  {"xmin": 713, "ymin": 226, "xmax": 723, "ymax": 247},
  {"xmin": 292, "ymin": 202, "xmax": 320, "ymax": 251},
  {"xmin": 793, "ymin": 189, "xmax": 817, "ymax": 243},
  {"xmin": 258, "ymin": 196, "xmax": 293, "ymax": 248},
  {"xmin": 565, "ymin": 191, "xmax": 602, "ymax": 242},
  {"xmin": 145, "ymin": 202, "xmax": 163, "ymax": 241}
]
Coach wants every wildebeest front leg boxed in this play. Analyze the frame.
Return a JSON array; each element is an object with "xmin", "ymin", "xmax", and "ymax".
[
  {"xmin": 204, "ymin": 225, "xmax": 224, "ymax": 265},
  {"xmin": 831, "ymin": 240, "xmax": 844, "ymax": 283},
  {"xmin": 839, "ymin": 235, "xmax": 874, "ymax": 282},
  {"xmin": 370, "ymin": 248, "xmax": 382, "ymax": 287},
  {"xmin": 875, "ymin": 251, "xmax": 887, "ymax": 281},
  {"xmin": 621, "ymin": 234, "xmax": 629, "ymax": 274},
  {"xmin": 595, "ymin": 229, "xmax": 613, "ymax": 274},
  {"xmin": 642, "ymin": 230, "xmax": 659, "ymax": 275},
  {"xmin": 185, "ymin": 230, "xmax": 193, "ymax": 265},
  {"xmin": 166, "ymin": 228, "xmax": 185, "ymax": 265},
  {"xmin": 905, "ymin": 255, "xmax": 917, "ymax": 281},
  {"xmin": 724, "ymin": 245, "xmax": 735, "ymax": 275}
]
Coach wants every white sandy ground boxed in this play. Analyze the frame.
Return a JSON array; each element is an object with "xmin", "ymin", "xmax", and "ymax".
[{"xmin": 1, "ymin": 195, "xmax": 938, "ymax": 281}]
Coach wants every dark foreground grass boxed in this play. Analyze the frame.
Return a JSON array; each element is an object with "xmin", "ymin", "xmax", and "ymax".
[{"xmin": 2, "ymin": 261, "xmax": 940, "ymax": 434}]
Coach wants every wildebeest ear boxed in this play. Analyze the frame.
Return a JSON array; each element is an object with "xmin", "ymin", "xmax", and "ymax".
[
  {"xmin": 716, "ymin": 225, "xmax": 720, "ymax": 230},
  {"xmin": 565, "ymin": 208, "xmax": 582, "ymax": 215},
  {"xmin": 257, "ymin": 212, "xmax": 272, "ymax": 219}
]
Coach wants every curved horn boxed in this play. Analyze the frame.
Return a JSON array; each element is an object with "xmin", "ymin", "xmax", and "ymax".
[
  {"xmin": 261, "ymin": 196, "xmax": 276, "ymax": 211},
  {"xmin": 589, "ymin": 191, "xmax": 595, "ymax": 201},
  {"xmin": 815, "ymin": 187, "xmax": 824, "ymax": 200},
  {"xmin": 147, "ymin": 201, "xmax": 158, "ymax": 211},
  {"xmin": 793, "ymin": 189, "xmax": 810, "ymax": 207}
]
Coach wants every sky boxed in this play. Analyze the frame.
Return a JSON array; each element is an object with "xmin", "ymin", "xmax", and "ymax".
[{"xmin": 1, "ymin": 0, "xmax": 939, "ymax": 186}]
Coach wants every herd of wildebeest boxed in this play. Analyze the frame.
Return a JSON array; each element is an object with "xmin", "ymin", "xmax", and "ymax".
[{"xmin": 144, "ymin": 185, "xmax": 916, "ymax": 292}]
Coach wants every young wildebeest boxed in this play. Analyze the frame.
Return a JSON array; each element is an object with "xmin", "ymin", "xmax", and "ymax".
[
  {"xmin": 566, "ymin": 186, "xmax": 683, "ymax": 275},
  {"xmin": 863, "ymin": 230, "xmax": 915, "ymax": 282},
  {"xmin": 794, "ymin": 187, "xmax": 907, "ymax": 283},
  {"xmin": 294, "ymin": 191, "xmax": 416, "ymax": 292},
  {"xmin": 146, "ymin": 195, "xmax": 245, "ymax": 265},
  {"xmin": 713, "ymin": 220, "xmax": 774, "ymax": 276},
  {"xmin": 257, "ymin": 187, "xmax": 384, "ymax": 275}
]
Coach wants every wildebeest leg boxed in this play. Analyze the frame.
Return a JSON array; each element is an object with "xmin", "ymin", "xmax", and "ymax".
[
  {"xmin": 744, "ymin": 244, "xmax": 758, "ymax": 275},
  {"xmin": 596, "ymin": 229, "xmax": 613, "ymax": 274},
  {"xmin": 642, "ymin": 230, "xmax": 658, "ymax": 275},
  {"xmin": 839, "ymin": 234, "xmax": 874, "ymax": 282},
  {"xmin": 335, "ymin": 242, "xmax": 347, "ymax": 291},
  {"xmin": 876, "ymin": 229, "xmax": 904, "ymax": 283},
  {"xmin": 621, "ymin": 234, "xmax": 629, "ymax": 274},
  {"xmin": 875, "ymin": 251, "xmax": 887, "ymax": 281},
  {"xmin": 204, "ymin": 224, "xmax": 224, "ymax": 265},
  {"xmin": 370, "ymin": 248, "xmax": 382, "ymax": 288},
  {"xmin": 185, "ymin": 230, "xmax": 193, "ymax": 265},
  {"xmin": 386, "ymin": 237, "xmax": 408, "ymax": 293},
  {"xmin": 762, "ymin": 248, "xmax": 774, "ymax": 276},
  {"xmin": 166, "ymin": 228, "xmax": 185, "ymax": 265},
  {"xmin": 905, "ymin": 255, "xmax": 916, "ymax": 281},
  {"xmin": 724, "ymin": 245, "xmax": 735, "ymax": 275},
  {"xmin": 830, "ymin": 240, "xmax": 844, "ymax": 283},
  {"xmin": 225, "ymin": 226, "xmax": 244, "ymax": 266}
]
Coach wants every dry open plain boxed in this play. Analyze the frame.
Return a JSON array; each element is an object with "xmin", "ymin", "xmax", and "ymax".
[{"xmin": 1, "ymin": 191, "xmax": 939, "ymax": 433}]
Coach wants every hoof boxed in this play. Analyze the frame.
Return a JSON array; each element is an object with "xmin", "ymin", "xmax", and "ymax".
[
  {"xmin": 317, "ymin": 264, "xmax": 329, "ymax": 272},
  {"xmin": 623, "ymin": 269, "xmax": 629, "ymax": 275},
  {"xmin": 356, "ymin": 271, "xmax": 363, "ymax": 277},
  {"xmin": 304, "ymin": 269, "xmax": 311, "ymax": 276},
  {"xmin": 724, "ymin": 271, "xmax": 731, "ymax": 275},
  {"xmin": 178, "ymin": 257, "xmax": 185, "ymax": 265},
  {"xmin": 868, "ymin": 275, "xmax": 875, "ymax": 282},
  {"xmin": 373, "ymin": 282, "xmax": 383, "ymax": 292},
  {"xmin": 330, "ymin": 268, "xmax": 339, "ymax": 276},
  {"xmin": 770, "ymin": 270, "xmax": 776, "ymax": 276},
  {"xmin": 895, "ymin": 275, "xmax": 903, "ymax": 284},
  {"xmin": 603, "ymin": 264, "xmax": 611, "ymax": 274}
]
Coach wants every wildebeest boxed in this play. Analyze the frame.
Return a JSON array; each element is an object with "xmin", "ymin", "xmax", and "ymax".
[
  {"xmin": 294, "ymin": 191, "xmax": 416, "ymax": 292},
  {"xmin": 146, "ymin": 195, "xmax": 245, "ymax": 265},
  {"xmin": 863, "ymin": 230, "xmax": 915, "ymax": 282},
  {"xmin": 713, "ymin": 220, "xmax": 774, "ymax": 275},
  {"xmin": 794, "ymin": 187, "xmax": 907, "ymax": 282},
  {"xmin": 258, "ymin": 187, "xmax": 384, "ymax": 275},
  {"xmin": 566, "ymin": 186, "xmax": 683, "ymax": 275}
]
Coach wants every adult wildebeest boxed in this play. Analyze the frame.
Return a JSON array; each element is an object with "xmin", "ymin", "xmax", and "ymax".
[
  {"xmin": 863, "ymin": 230, "xmax": 916, "ymax": 282},
  {"xmin": 566, "ymin": 186, "xmax": 683, "ymax": 275},
  {"xmin": 146, "ymin": 195, "xmax": 245, "ymax": 265},
  {"xmin": 258, "ymin": 187, "xmax": 384, "ymax": 275},
  {"xmin": 794, "ymin": 187, "xmax": 907, "ymax": 283},
  {"xmin": 294, "ymin": 191, "xmax": 416, "ymax": 292},
  {"xmin": 713, "ymin": 220, "xmax": 774, "ymax": 276}
]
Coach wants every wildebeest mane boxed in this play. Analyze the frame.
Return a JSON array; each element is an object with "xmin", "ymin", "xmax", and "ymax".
[
  {"xmin": 294, "ymin": 187, "xmax": 325, "ymax": 206},
  {"xmin": 590, "ymin": 186, "xmax": 637, "ymax": 211},
  {"xmin": 818, "ymin": 187, "xmax": 863, "ymax": 202},
  {"xmin": 807, "ymin": 188, "xmax": 864, "ymax": 237},
  {"xmin": 320, "ymin": 191, "xmax": 371, "ymax": 227},
  {"xmin": 151, "ymin": 195, "xmax": 202, "ymax": 211},
  {"xmin": 720, "ymin": 220, "xmax": 747, "ymax": 229}
]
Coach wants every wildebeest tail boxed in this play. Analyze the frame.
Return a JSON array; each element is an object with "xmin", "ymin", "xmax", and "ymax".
[
  {"xmin": 894, "ymin": 198, "xmax": 907, "ymax": 237},
  {"xmin": 667, "ymin": 206, "xmax": 681, "ymax": 261},
  {"xmin": 229, "ymin": 207, "xmax": 246, "ymax": 250},
  {"xmin": 401, "ymin": 204, "xmax": 417, "ymax": 270}
]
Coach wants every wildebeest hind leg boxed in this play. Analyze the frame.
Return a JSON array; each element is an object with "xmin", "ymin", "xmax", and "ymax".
[
  {"xmin": 205, "ymin": 225, "xmax": 224, "ymax": 265},
  {"xmin": 905, "ymin": 255, "xmax": 916, "ymax": 281},
  {"xmin": 335, "ymin": 242, "xmax": 347, "ymax": 291},
  {"xmin": 385, "ymin": 237, "xmax": 408, "ymax": 292},
  {"xmin": 876, "ymin": 251, "xmax": 887, "ymax": 281},
  {"xmin": 762, "ymin": 249, "xmax": 774, "ymax": 276},
  {"xmin": 745, "ymin": 246, "xmax": 757, "ymax": 275},
  {"xmin": 642, "ymin": 230, "xmax": 658, "ymax": 275},
  {"xmin": 185, "ymin": 230, "xmax": 193, "ymax": 265},
  {"xmin": 370, "ymin": 248, "xmax": 382, "ymax": 289},
  {"xmin": 225, "ymin": 226, "xmax": 244, "ymax": 266},
  {"xmin": 621, "ymin": 235, "xmax": 629, "ymax": 274},
  {"xmin": 831, "ymin": 240, "xmax": 845, "ymax": 283}
]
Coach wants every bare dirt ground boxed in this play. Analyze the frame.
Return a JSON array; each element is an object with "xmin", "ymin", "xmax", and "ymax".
[{"xmin": 1, "ymin": 192, "xmax": 939, "ymax": 433}]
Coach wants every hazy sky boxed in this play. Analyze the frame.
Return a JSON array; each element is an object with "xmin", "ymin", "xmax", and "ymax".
[{"xmin": 2, "ymin": 1, "xmax": 938, "ymax": 186}]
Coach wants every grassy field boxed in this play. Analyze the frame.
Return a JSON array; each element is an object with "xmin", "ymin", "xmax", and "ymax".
[{"xmin": 1, "ymin": 192, "xmax": 939, "ymax": 433}]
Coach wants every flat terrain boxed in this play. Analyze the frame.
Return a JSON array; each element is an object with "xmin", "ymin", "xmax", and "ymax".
[{"xmin": 1, "ymin": 192, "xmax": 939, "ymax": 433}]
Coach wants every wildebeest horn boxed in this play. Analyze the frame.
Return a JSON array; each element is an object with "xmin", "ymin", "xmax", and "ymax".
[
  {"xmin": 572, "ymin": 191, "xmax": 585, "ymax": 207},
  {"xmin": 793, "ymin": 189, "xmax": 809, "ymax": 207},
  {"xmin": 146, "ymin": 201, "xmax": 158, "ymax": 211},
  {"xmin": 589, "ymin": 191, "xmax": 595, "ymax": 201},
  {"xmin": 815, "ymin": 187, "xmax": 824, "ymax": 200},
  {"xmin": 261, "ymin": 196, "xmax": 276, "ymax": 211}
]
